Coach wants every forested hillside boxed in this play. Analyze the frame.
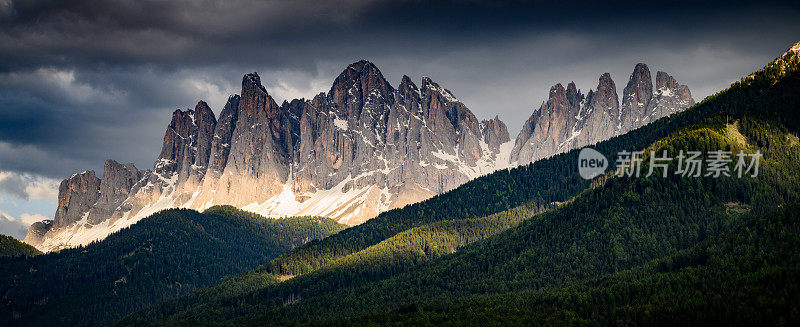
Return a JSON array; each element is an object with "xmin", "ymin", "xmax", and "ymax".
[
  {"xmin": 338, "ymin": 200, "xmax": 800, "ymax": 326},
  {"xmin": 0, "ymin": 235, "xmax": 40, "ymax": 257},
  {"xmin": 118, "ymin": 44, "xmax": 800, "ymax": 325},
  {"xmin": 0, "ymin": 206, "xmax": 345, "ymax": 326}
]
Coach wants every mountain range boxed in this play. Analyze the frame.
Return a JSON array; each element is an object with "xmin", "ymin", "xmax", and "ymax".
[
  {"xmin": 24, "ymin": 61, "xmax": 694, "ymax": 252},
  {"xmin": 3, "ymin": 41, "xmax": 799, "ymax": 327}
]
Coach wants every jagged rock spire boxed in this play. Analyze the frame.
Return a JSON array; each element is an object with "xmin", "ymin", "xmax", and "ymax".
[
  {"xmin": 620, "ymin": 63, "xmax": 653, "ymax": 133},
  {"xmin": 328, "ymin": 60, "xmax": 394, "ymax": 120}
]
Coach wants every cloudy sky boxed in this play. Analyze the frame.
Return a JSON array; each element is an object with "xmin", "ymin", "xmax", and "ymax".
[{"xmin": 1, "ymin": 0, "xmax": 799, "ymax": 239}]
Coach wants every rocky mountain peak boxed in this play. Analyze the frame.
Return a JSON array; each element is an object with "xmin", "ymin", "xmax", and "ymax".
[
  {"xmin": 655, "ymin": 71, "xmax": 693, "ymax": 102},
  {"xmin": 625, "ymin": 63, "xmax": 653, "ymax": 103},
  {"xmin": 102, "ymin": 159, "xmax": 139, "ymax": 184},
  {"xmin": 88, "ymin": 160, "xmax": 141, "ymax": 224},
  {"xmin": 207, "ymin": 95, "xmax": 239, "ymax": 176},
  {"xmin": 420, "ymin": 76, "xmax": 433, "ymax": 87},
  {"xmin": 53, "ymin": 171, "xmax": 101, "ymax": 229},
  {"xmin": 23, "ymin": 170, "xmax": 101, "ymax": 248},
  {"xmin": 421, "ymin": 76, "xmax": 483, "ymax": 153},
  {"xmin": 396, "ymin": 75, "xmax": 421, "ymax": 112},
  {"xmin": 592, "ymin": 73, "xmax": 619, "ymax": 112},
  {"xmin": 597, "ymin": 73, "xmax": 616, "ymax": 93},
  {"xmin": 156, "ymin": 99, "xmax": 218, "ymax": 186},
  {"xmin": 509, "ymin": 80, "xmax": 584, "ymax": 164},
  {"xmin": 565, "ymin": 82, "xmax": 582, "ymax": 107},
  {"xmin": 644, "ymin": 71, "xmax": 695, "ymax": 121},
  {"xmin": 240, "ymin": 72, "xmax": 280, "ymax": 120},
  {"xmin": 242, "ymin": 72, "xmax": 267, "ymax": 95},
  {"xmin": 192, "ymin": 100, "xmax": 218, "ymax": 173},
  {"xmin": 549, "ymin": 83, "xmax": 566, "ymax": 100},
  {"xmin": 329, "ymin": 60, "xmax": 394, "ymax": 120},
  {"xmin": 398, "ymin": 75, "xmax": 419, "ymax": 95},
  {"xmin": 158, "ymin": 108, "xmax": 188, "ymax": 168},
  {"xmin": 566, "ymin": 81, "xmax": 577, "ymax": 93},
  {"xmin": 420, "ymin": 76, "xmax": 460, "ymax": 101},
  {"xmin": 158, "ymin": 109, "xmax": 195, "ymax": 165},
  {"xmin": 620, "ymin": 63, "xmax": 653, "ymax": 133},
  {"xmin": 347, "ymin": 59, "xmax": 379, "ymax": 72},
  {"xmin": 544, "ymin": 83, "xmax": 575, "ymax": 116},
  {"xmin": 481, "ymin": 115, "xmax": 511, "ymax": 149},
  {"xmin": 22, "ymin": 220, "xmax": 52, "ymax": 248},
  {"xmin": 655, "ymin": 71, "xmax": 677, "ymax": 89},
  {"xmin": 194, "ymin": 100, "xmax": 214, "ymax": 119}
]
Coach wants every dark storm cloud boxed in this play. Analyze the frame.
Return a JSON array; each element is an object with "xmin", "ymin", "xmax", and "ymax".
[
  {"xmin": 0, "ymin": 172, "xmax": 27, "ymax": 199},
  {"xmin": 1, "ymin": 0, "xmax": 799, "ymax": 179},
  {"xmin": 4, "ymin": 0, "xmax": 796, "ymax": 72}
]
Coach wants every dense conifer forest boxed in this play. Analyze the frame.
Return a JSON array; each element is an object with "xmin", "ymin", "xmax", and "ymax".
[
  {"xmin": 0, "ymin": 235, "xmax": 40, "ymax": 257},
  {"xmin": 0, "ymin": 206, "xmax": 345, "ymax": 326}
]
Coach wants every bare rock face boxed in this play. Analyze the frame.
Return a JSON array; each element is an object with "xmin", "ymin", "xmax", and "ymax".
[
  {"xmin": 23, "ymin": 170, "xmax": 100, "ymax": 250},
  {"xmin": 214, "ymin": 73, "xmax": 292, "ymax": 205},
  {"xmin": 22, "ymin": 163, "xmax": 147, "ymax": 250},
  {"xmin": 481, "ymin": 116, "xmax": 511, "ymax": 150},
  {"xmin": 644, "ymin": 71, "xmax": 695, "ymax": 123},
  {"xmin": 88, "ymin": 160, "xmax": 142, "ymax": 224},
  {"xmin": 511, "ymin": 83, "xmax": 582, "ymax": 163},
  {"xmin": 28, "ymin": 61, "xmax": 513, "ymax": 252},
  {"xmin": 421, "ymin": 76, "xmax": 483, "ymax": 165},
  {"xmin": 158, "ymin": 100, "xmax": 217, "ymax": 184},
  {"xmin": 620, "ymin": 63, "xmax": 653, "ymax": 133},
  {"xmin": 22, "ymin": 220, "xmax": 52, "ymax": 247},
  {"xmin": 52, "ymin": 171, "xmax": 101, "ymax": 229},
  {"xmin": 511, "ymin": 65, "xmax": 693, "ymax": 165},
  {"xmin": 207, "ymin": 95, "xmax": 240, "ymax": 178},
  {"xmin": 193, "ymin": 101, "xmax": 218, "ymax": 179},
  {"xmin": 578, "ymin": 73, "xmax": 621, "ymax": 146},
  {"xmin": 329, "ymin": 60, "xmax": 395, "ymax": 121}
]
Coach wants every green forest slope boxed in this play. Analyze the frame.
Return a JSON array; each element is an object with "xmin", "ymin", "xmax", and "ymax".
[
  {"xmin": 0, "ymin": 234, "xmax": 40, "ymax": 257},
  {"xmin": 0, "ymin": 206, "xmax": 345, "ymax": 326}
]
